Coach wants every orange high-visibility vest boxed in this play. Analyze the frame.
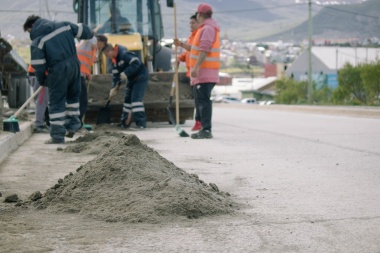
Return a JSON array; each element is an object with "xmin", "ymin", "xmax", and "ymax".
[
  {"xmin": 178, "ymin": 29, "xmax": 197, "ymax": 77},
  {"xmin": 77, "ymin": 41, "xmax": 96, "ymax": 76},
  {"xmin": 189, "ymin": 25, "xmax": 220, "ymax": 69}
]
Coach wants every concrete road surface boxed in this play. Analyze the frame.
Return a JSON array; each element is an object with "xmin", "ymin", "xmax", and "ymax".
[{"xmin": 0, "ymin": 104, "xmax": 380, "ymax": 252}]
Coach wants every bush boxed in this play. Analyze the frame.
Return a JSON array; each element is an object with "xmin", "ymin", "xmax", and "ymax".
[{"xmin": 275, "ymin": 78, "xmax": 307, "ymax": 104}]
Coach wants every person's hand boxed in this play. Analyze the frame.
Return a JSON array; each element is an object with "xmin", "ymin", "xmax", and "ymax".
[
  {"xmin": 109, "ymin": 85, "xmax": 120, "ymax": 100},
  {"xmin": 173, "ymin": 38, "xmax": 181, "ymax": 47},
  {"xmin": 92, "ymin": 24, "xmax": 102, "ymax": 35},
  {"xmin": 191, "ymin": 66, "xmax": 199, "ymax": 78}
]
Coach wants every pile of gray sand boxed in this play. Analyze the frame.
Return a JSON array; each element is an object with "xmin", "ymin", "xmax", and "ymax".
[
  {"xmin": 63, "ymin": 129, "xmax": 125, "ymax": 155},
  {"xmin": 34, "ymin": 134, "xmax": 235, "ymax": 223}
]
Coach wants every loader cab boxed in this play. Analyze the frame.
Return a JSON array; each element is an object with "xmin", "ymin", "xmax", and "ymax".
[{"xmin": 73, "ymin": 0, "xmax": 172, "ymax": 73}]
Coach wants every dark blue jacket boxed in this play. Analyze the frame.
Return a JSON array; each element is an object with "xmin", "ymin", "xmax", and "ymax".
[
  {"xmin": 111, "ymin": 45, "xmax": 147, "ymax": 88},
  {"xmin": 29, "ymin": 18, "xmax": 93, "ymax": 85}
]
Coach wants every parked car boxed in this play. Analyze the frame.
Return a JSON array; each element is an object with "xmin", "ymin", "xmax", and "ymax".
[
  {"xmin": 212, "ymin": 96, "xmax": 241, "ymax": 104},
  {"xmin": 258, "ymin": 100, "xmax": 267, "ymax": 105},
  {"xmin": 241, "ymin": 98, "xmax": 257, "ymax": 104},
  {"xmin": 221, "ymin": 96, "xmax": 241, "ymax": 104}
]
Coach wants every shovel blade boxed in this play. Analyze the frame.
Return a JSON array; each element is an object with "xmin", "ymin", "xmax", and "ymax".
[
  {"xmin": 166, "ymin": 106, "xmax": 176, "ymax": 125},
  {"xmin": 96, "ymin": 107, "xmax": 111, "ymax": 125}
]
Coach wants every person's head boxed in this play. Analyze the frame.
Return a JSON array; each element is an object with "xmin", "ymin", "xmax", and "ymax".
[
  {"xmin": 102, "ymin": 43, "xmax": 115, "ymax": 58},
  {"xmin": 88, "ymin": 36, "xmax": 98, "ymax": 50},
  {"xmin": 23, "ymin": 15, "xmax": 40, "ymax": 32},
  {"xmin": 190, "ymin": 14, "xmax": 198, "ymax": 32},
  {"xmin": 96, "ymin": 34, "xmax": 108, "ymax": 51},
  {"xmin": 195, "ymin": 3, "xmax": 212, "ymax": 23}
]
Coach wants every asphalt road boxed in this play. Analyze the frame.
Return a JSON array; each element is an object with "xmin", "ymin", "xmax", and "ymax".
[
  {"xmin": 141, "ymin": 104, "xmax": 380, "ymax": 252},
  {"xmin": 1, "ymin": 104, "xmax": 380, "ymax": 252}
]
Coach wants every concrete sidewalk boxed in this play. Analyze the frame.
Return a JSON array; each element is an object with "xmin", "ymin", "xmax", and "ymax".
[{"xmin": 0, "ymin": 121, "xmax": 34, "ymax": 165}]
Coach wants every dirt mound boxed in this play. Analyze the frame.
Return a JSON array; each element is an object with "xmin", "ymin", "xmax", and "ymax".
[
  {"xmin": 35, "ymin": 134, "xmax": 234, "ymax": 223},
  {"xmin": 88, "ymin": 73, "xmax": 193, "ymax": 104},
  {"xmin": 64, "ymin": 130, "xmax": 125, "ymax": 155}
]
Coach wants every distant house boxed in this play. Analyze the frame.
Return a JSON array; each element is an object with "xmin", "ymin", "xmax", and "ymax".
[{"xmin": 285, "ymin": 46, "xmax": 380, "ymax": 89}]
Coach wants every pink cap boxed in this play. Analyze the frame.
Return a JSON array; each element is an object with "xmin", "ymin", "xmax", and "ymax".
[{"xmin": 197, "ymin": 3, "xmax": 213, "ymax": 14}]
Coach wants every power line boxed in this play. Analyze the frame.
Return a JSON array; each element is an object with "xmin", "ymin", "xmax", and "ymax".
[
  {"xmin": 216, "ymin": 3, "xmax": 307, "ymax": 14},
  {"xmin": 324, "ymin": 5, "xmax": 379, "ymax": 19},
  {"xmin": 162, "ymin": 3, "xmax": 307, "ymax": 16}
]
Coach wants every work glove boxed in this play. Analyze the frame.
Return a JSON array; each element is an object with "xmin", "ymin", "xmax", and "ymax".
[
  {"xmin": 120, "ymin": 72, "xmax": 127, "ymax": 82},
  {"xmin": 108, "ymin": 84, "xmax": 120, "ymax": 100}
]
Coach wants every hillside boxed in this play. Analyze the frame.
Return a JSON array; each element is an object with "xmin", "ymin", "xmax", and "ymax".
[
  {"xmin": 0, "ymin": 0, "xmax": 375, "ymax": 43},
  {"xmin": 259, "ymin": 0, "xmax": 380, "ymax": 42}
]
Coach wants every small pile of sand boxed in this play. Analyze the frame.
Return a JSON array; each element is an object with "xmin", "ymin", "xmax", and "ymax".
[
  {"xmin": 35, "ymin": 134, "xmax": 234, "ymax": 223},
  {"xmin": 64, "ymin": 130, "xmax": 125, "ymax": 155}
]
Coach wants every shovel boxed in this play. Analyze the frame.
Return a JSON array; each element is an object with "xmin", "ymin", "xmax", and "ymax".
[
  {"xmin": 96, "ymin": 82, "xmax": 121, "ymax": 125},
  {"xmin": 173, "ymin": 2, "xmax": 189, "ymax": 137},
  {"xmin": 166, "ymin": 74, "xmax": 176, "ymax": 125},
  {"xmin": 96, "ymin": 100, "xmax": 111, "ymax": 125}
]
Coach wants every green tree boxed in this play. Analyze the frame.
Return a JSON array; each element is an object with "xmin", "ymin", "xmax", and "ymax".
[
  {"xmin": 275, "ymin": 78, "xmax": 307, "ymax": 104},
  {"xmin": 335, "ymin": 63, "xmax": 366, "ymax": 104},
  {"xmin": 361, "ymin": 60, "xmax": 380, "ymax": 105},
  {"xmin": 313, "ymin": 85, "xmax": 333, "ymax": 104}
]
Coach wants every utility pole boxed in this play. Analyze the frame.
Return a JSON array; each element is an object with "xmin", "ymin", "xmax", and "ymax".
[{"xmin": 307, "ymin": 0, "xmax": 313, "ymax": 103}]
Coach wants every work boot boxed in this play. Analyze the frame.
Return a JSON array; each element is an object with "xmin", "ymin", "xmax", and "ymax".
[
  {"xmin": 191, "ymin": 120, "xmax": 202, "ymax": 131},
  {"xmin": 191, "ymin": 129, "xmax": 213, "ymax": 139},
  {"xmin": 34, "ymin": 125, "xmax": 49, "ymax": 134},
  {"xmin": 65, "ymin": 131, "xmax": 75, "ymax": 138},
  {"xmin": 44, "ymin": 138, "xmax": 64, "ymax": 144}
]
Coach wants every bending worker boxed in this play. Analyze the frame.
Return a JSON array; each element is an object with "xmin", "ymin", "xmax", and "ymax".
[
  {"xmin": 23, "ymin": 15, "xmax": 93, "ymax": 144},
  {"xmin": 102, "ymin": 43, "xmax": 148, "ymax": 129}
]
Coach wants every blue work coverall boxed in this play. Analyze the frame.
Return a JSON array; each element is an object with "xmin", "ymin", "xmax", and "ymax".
[
  {"xmin": 30, "ymin": 18, "xmax": 93, "ymax": 141},
  {"xmin": 111, "ymin": 45, "xmax": 149, "ymax": 128}
]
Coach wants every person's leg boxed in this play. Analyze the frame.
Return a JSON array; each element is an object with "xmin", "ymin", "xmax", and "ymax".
[
  {"xmin": 47, "ymin": 64, "xmax": 70, "ymax": 142},
  {"xmin": 197, "ymin": 83, "xmax": 215, "ymax": 131},
  {"xmin": 30, "ymin": 76, "xmax": 45, "ymax": 128},
  {"xmin": 130, "ymin": 73, "xmax": 148, "ymax": 128},
  {"xmin": 191, "ymin": 83, "xmax": 215, "ymax": 139},
  {"xmin": 191, "ymin": 84, "xmax": 202, "ymax": 131},
  {"xmin": 65, "ymin": 59, "xmax": 82, "ymax": 134},
  {"xmin": 121, "ymin": 83, "xmax": 133, "ymax": 128},
  {"xmin": 193, "ymin": 85, "xmax": 201, "ymax": 122}
]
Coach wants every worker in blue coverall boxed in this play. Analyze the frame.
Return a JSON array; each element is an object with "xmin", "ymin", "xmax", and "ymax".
[
  {"xmin": 102, "ymin": 43, "xmax": 149, "ymax": 129},
  {"xmin": 23, "ymin": 15, "xmax": 93, "ymax": 144}
]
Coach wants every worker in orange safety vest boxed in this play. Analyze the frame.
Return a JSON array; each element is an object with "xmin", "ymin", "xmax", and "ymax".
[
  {"xmin": 188, "ymin": 3, "xmax": 220, "ymax": 139},
  {"xmin": 173, "ymin": 14, "xmax": 202, "ymax": 132},
  {"xmin": 69, "ymin": 36, "xmax": 97, "ymax": 136}
]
